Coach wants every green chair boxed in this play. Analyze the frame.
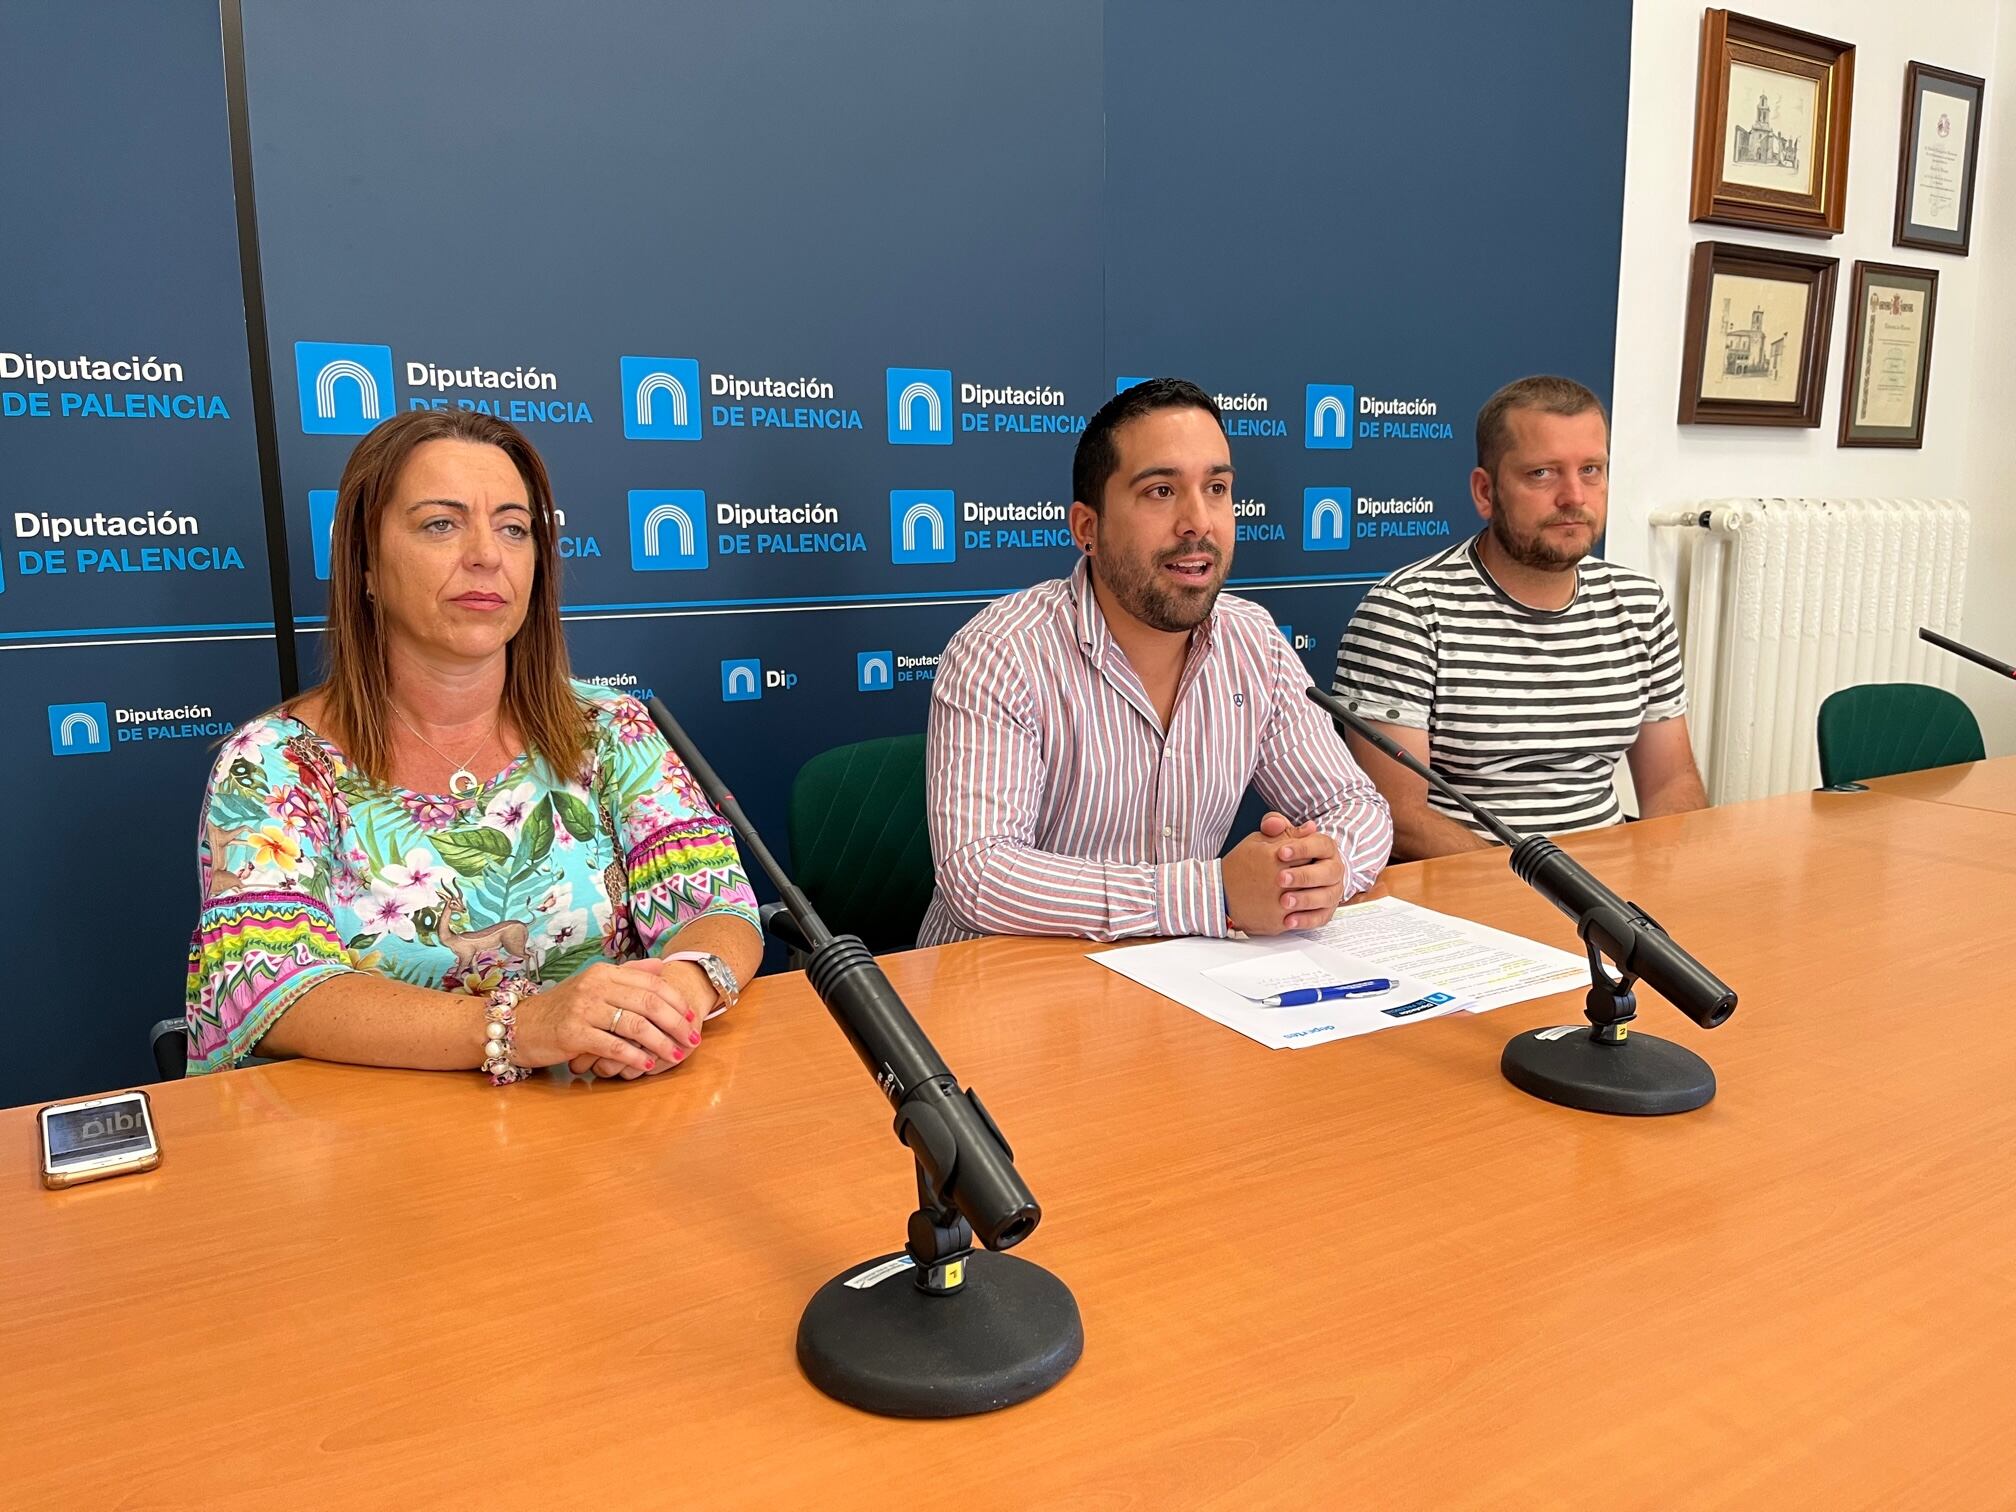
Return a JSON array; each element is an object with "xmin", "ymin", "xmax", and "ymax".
[
  {"xmin": 786, "ymin": 734, "xmax": 935, "ymax": 953},
  {"xmin": 1816, "ymin": 682, "xmax": 1986, "ymax": 787}
]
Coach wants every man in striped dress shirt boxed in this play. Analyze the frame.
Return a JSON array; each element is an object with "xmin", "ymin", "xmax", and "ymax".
[
  {"xmin": 1332, "ymin": 375, "xmax": 1707, "ymax": 859},
  {"xmin": 919, "ymin": 379, "xmax": 1393, "ymax": 946}
]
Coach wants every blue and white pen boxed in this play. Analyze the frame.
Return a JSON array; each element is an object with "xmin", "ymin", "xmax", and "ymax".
[{"xmin": 1262, "ymin": 978, "xmax": 1395, "ymax": 1007}]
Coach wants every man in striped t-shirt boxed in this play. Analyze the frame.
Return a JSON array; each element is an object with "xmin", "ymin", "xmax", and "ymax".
[
  {"xmin": 1333, "ymin": 375, "xmax": 1706, "ymax": 858},
  {"xmin": 920, "ymin": 379, "xmax": 1392, "ymax": 945}
]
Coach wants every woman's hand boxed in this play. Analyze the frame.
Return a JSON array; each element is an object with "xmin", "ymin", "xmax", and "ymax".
[
  {"xmin": 565, "ymin": 958, "xmax": 721, "ymax": 1080},
  {"xmin": 512, "ymin": 960, "xmax": 702, "ymax": 1078}
]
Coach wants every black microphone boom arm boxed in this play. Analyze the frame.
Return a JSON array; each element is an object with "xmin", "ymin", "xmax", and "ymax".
[
  {"xmin": 1920, "ymin": 626, "xmax": 2016, "ymax": 681},
  {"xmin": 642, "ymin": 694, "xmax": 1081, "ymax": 1416},
  {"xmin": 1308, "ymin": 683, "xmax": 1737, "ymax": 1118},
  {"xmin": 1306, "ymin": 684, "xmax": 1734, "ymax": 1029},
  {"xmin": 644, "ymin": 696, "xmax": 1038, "ymax": 1249}
]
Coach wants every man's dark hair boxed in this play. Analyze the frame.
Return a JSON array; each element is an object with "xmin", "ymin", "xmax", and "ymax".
[
  {"xmin": 1072, "ymin": 378, "xmax": 1223, "ymax": 512},
  {"xmin": 1475, "ymin": 374, "xmax": 1609, "ymax": 480}
]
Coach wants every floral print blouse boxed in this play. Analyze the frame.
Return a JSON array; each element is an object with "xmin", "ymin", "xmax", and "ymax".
[{"xmin": 183, "ymin": 683, "xmax": 760, "ymax": 1073}]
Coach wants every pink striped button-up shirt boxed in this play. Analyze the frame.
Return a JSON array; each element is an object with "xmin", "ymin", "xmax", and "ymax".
[{"xmin": 919, "ymin": 559, "xmax": 1393, "ymax": 944}]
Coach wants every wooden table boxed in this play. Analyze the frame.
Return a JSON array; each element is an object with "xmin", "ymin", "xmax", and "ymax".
[
  {"xmin": 6, "ymin": 789, "xmax": 2015, "ymax": 1509},
  {"xmin": 1862, "ymin": 755, "xmax": 2016, "ymax": 817}
]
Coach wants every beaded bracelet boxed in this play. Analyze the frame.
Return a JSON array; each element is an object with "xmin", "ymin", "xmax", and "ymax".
[{"xmin": 481, "ymin": 976, "xmax": 540, "ymax": 1086}]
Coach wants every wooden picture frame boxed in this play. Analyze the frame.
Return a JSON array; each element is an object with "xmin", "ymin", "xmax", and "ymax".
[
  {"xmin": 1690, "ymin": 10, "xmax": 1855, "ymax": 237},
  {"xmin": 1839, "ymin": 261, "xmax": 1938, "ymax": 448},
  {"xmin": 1894, "ymin": 62, "xmax": 1985, "ymax": 255},
  {"xmin": 1678, "ymin": 241, "xmax": 1838, "ymax": 427}
]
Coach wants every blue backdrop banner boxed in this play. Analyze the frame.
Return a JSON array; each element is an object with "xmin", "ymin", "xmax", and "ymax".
[
  {"xmin": 0, "ymin": 0, "xmax": 1631, "ymax": 1108},
  {"xmin": 0, "ymin": 0, "xmax": 274, "ymax": 1107}
]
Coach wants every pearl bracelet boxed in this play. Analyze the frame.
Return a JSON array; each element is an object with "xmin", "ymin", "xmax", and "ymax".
[{"xmin": 482, "ymin": 976, "xmax": 539, "ymax": 1086}]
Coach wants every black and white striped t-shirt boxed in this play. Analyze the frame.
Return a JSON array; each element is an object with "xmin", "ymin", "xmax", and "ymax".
[{"xmin": 1332, "ymin": 535, "xmax": 1687, "ymax": 840}]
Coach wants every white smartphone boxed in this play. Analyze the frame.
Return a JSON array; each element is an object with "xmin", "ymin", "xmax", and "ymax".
[{"xmin": 38, "ymin": 1089, "xmax": 161, "ymax": 1189}]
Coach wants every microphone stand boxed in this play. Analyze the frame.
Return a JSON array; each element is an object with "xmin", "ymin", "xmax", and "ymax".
[
  {"xmin": 1919, "ymin": 627, "xmax": 2016, "ymax": 681},
  {"xmin": 645, "ymin": 697, "xmax": 1082, "ymax": 1417},
  {"xmin": 1308, "ymin": 687, "xmax": 1737, "ymax": 1116}
]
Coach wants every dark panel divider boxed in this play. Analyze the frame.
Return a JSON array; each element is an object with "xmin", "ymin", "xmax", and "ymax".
[{"xmin": 221, "ymin": 0, "xmax": 301, "ymax": 696}]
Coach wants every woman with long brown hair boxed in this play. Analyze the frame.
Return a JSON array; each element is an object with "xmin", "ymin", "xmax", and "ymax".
[{"xmin": 184, "ymin": 409, "xmax": 761, "ymax": 1082}]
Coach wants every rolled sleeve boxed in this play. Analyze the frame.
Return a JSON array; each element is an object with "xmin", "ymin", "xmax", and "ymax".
[
  {"xmin": 1642, "ymin": 592, "xmax": 1690, "ymax": 723},
  {"xmin": 1333, "ymin": 586, "xmax": 1436, "ymax": 731}
]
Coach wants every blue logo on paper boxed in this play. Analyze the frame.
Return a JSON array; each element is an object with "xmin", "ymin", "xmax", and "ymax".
[
  {"xmin": 308, "ymin": 491, "xmax": 338, "ymax": 581},
  {"xmin": 886, "ymin": 367, "xmax": 953, "ymax": 445},
  {"xmin": 721, "ymin": 659, "xmax": 762, "ymax": 702},
  {"xmin": 1305, "ymin": 383, "xmax": 1354, "ymax": 449},
  {"xmin": 1383, "ymin": 992, "xmax": 1455, "ymax": 1019},
  {"xmin": 621, "ymin": 357, "xmax": 703, "ymax": 441},
  {"xmin": 1115, "ymin": 375, "xmax": 1151, "ymax": 394},
  {"xmin": 1303, "ymin": 489, "xmax": 1353, "ymax": 551},
  {"xmin": 628, "ymin": 489, "xmax": 709, "ymax": 571},
  {"xmin": 295, "ymin": 341, "xmax": 396, "ymax": 435},
  {"xmin": 857, "ymin": 651, "xmax": 894, "ymax": 693},
  {"xmin": 890, "ymin": 490, "xmax": 956, "ymax": 564},
  {"xmin": 48, "ymin": 701, "xmax": 111, "ymax": 756}
]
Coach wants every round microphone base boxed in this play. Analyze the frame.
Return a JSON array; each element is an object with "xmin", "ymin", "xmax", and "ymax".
[
  {"xmin": 1501, "ymin": 1025, "xmax": 1715, "ymax": 1116},
  {"xmin": 797, "ymin": 1250, "xmax": 1083, "ymax": 1418}
]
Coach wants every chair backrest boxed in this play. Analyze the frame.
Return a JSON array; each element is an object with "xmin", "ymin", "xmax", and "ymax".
[
  {"xmin": 786, "ymin": 734, "xmax": 935, "ymax": 952},
  {"xmin": 150, "ymin": 1019, "xmax": 189, "ymax": 1081},
  {"xmin": 1816, "ymin": 682, "xmax": 1986, "ymax": 787}
]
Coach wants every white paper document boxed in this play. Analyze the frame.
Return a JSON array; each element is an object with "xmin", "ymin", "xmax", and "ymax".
[
  {"xmin": 1310, "ymin": 897, "xmax": 1587, "ymax": 1013},
  {"xmin": 1095, "ymin": 936, "xmax": 1468, "ymax": 1051},
  {"xmin": 1091, "ymin": 896, "xmax": 1589, "ymax": 1050},
  {"xmin": 1203, "ymin": 948, "xmax": 1365, "ymax": 1001}
]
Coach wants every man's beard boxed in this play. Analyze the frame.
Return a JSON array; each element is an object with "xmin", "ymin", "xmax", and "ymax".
[
  {"xmin": 1093, "ymin": 539, "xmax": 1228, "ymax": 632},
  {"xmin": 1489, "ymin": 506, "xmax": 1595, "ymax": 571}
]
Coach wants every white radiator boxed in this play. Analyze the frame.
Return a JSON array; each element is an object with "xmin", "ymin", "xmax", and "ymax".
[{"xmin": 1647, "ymin": 498, "xmax": 1971, "ymax": 803}]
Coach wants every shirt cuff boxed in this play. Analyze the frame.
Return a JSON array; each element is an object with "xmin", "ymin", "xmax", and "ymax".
[
  {"xmin": 1333, "ymin": 685, "xmax": 1430, "ymax": 729},
  {"xmin": 1157, "ymin": 857, "xmax": 1230, "ymax": 939}
]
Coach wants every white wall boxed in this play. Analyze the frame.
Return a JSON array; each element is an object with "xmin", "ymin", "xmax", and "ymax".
[
  {"xmin": 1958, "ymin": 12, "xmax": 2016, "ymax": 754},
  {"xmin": 1608, "ymin": 0, "xmax": 2012, "ymax": 754}
]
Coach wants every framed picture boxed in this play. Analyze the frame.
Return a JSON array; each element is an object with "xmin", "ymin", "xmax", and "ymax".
[
  {"xmin": 1839, "ymin": 261, "xmax": 1938, "ymax": 448},
  {"xmin": 1678, "ymin": 241, "xmax": 1838, "ymax": 427},
  {"xmin": 1690, "ymin": 10, "xmax": 1855, "ymax": 237},
  {"xmin": 1894, "ymin": 62, "xmax": 1985, "ymax": 255}
]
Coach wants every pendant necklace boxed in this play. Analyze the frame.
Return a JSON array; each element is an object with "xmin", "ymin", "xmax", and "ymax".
[{"xmin": 392, "ymin": 705, "xmax": 498, "ymax": 801}]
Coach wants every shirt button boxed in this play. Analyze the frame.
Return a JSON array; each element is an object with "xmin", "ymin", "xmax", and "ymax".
[
  {"xmin": 1386, "ymin": 708, "xmax": 1400, "ymax": 719},
  {"xmin": 1162, "ymin": 825, "xmax": 1174, "ymax": 837}
]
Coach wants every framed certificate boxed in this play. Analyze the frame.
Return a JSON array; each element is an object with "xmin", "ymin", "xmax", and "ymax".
[
  {"xmin": 1839, "ymin": 261, "xmax": 1938, "ymax": 448},
  {"xmin": 1679, "ymin": 241, "xmax": 1838, "ymax": 428},
  {"xmin": 1690, "ymin": 10, "xmax": 1855, "ymax": 238},
  {"xmin": 1894, "ymin": 62, "xmax": 1985, "ymax": 255}
]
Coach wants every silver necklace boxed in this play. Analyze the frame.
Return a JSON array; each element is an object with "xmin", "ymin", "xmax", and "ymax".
[{"xmin": 391, "ymin": 705, "xmax": 498, "ymax": 800}]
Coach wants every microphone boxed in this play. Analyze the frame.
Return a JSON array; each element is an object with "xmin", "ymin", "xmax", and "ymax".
[
  {"xmin": 646, "ymin": 694, "xmax": 1034, "ymax": 1247},
  {"xmin": 644, "ymin": 695, "xmax": 1080, "ymax": 1416},
  {"xmin": 1307, "ymin": 685, "xmax": 1736, "ymax": 1115},
  {"xmin": 1311, "ymin": 690, "xmax": 1733, "ymax": 1030},
  {"xmin": 1920, "ymin": 627, "xmax": 2015, "ymax": 681}
]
